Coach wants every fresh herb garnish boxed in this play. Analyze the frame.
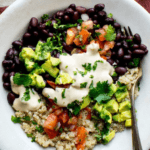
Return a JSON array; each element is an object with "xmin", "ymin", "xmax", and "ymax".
[
  {"xmin": 35, "ymin": 125, "xmax": 44, "ymax": 133},
  {"xmin": 112, "ymin": 72, "xmax": 117, "ymax": 77},
  {"xmin": 61, "ymin": 53, "xmax": 68, "ymax": 56},
  {"xmin": 94, "ymin": 134, "xmax": 102, "ymax": 141},
  {"xmin": 32, "ymin": 121, "xmax": 37, "ymax": 125},
  {"xmin": 98, "ymin": 48, "xmax": 102, "ymax": 51},
  {"xmin": 53, "ymin": 23, "xmax": 77, "ymax": 30},
  {"xmin": 38, "ymin": 99, "xmax": 41, "ymax": 103},
  {"xmin": 77, "ymin": 19, "xmax": 83, "ymax": 24},
  {"xmin": 65, "ymin": 65, "xmax": 68, "ymax": 68},
  {"xmin": 45, "ymin": 20, "xmax": 52, "ymax": 26},
  {"xmin": 11, "ymin": 116, "xmax": 22, "ymax": 123},
  {"xmin": 77, "ymin": 69, "xmax": 87, "ymax": 77},
  {"xmin": 138, "ymin": 81, "xmax": 140, "ymax": 91},
  {"xmin": 93, "ymin": 32, "xmax": 101, "ymax": 38},
  {"xmin": 107, "ymin": 13, "xmax": 113, "ymax": 18},
  {"xmin": 129, "ymin": 58, "xmax": 140, "ymax": 67},
  {"xmin": 23, "ymin": 116, "xmax": 30, "ymax": 121},
  {"xmin": 90, "ymin": 75, "xmax": 94, "ymax": 79},
  {"xmin": 62, "ymin": 89, "xmax": 66, "ymax": 99},
  {"xmin": 59, "ymin": 127, "xmax": 63, "ymax": 133},
  {"xmin": 95, "ymin": 94, "xmax": 111, "ymax": 104},
  {"xmin": 73, "ymin": 71, "xmax": 77, "ymax": 76},
  {"xmin": 104, "ymin": 25, "xmax": 116, "ymax": 41},
  {"xmin": 94, "ymin": 24, "xmax": 100, "ymax": 29},
  {"xmin": 81, "ymin": 45, "xmax": 86, "ymax": 49},
  {"xmin": 54, "ymin": 97, "xmax": 57, "ymax": 103},
  {"xmin": 27, "ymin": 134, "xmax": 33, "ymax": 137},
  {"xmin": 21, "ymin": 87, "xmax": 30, "ymax": 101},
  {"xmin": 31, "ymin": 137, "xmax": 36, "ymax": 142},
  {"xmin": 41, "ymin": 14, "xmax": 49, "ymax": 20},
  {"xmin": 93, "ymin": 60, "xmax": 104, "ymax": 71},
  {"xmin": 80, "ymin": 82, "xmax": 88, "ymax": 88},
  {"xmin": 82, "ymin": 63, "xmax": 92, "ymax": 72},
  {"xmin": 126, "ymin": 39, "xmax": 133, "ymax": 43}
]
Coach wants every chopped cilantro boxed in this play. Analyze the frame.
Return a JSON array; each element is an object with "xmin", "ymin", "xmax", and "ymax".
[
  {"xmin": 73, "ymin": 71, "xmax": 77, "ymax": 76},
  {"xmin": 75, "ymin": 35, "xmax": 81, "ymax": 39},
  {"xmin": 129, "ymin": 58, "xmax": 140, "ymax": 67},
  {"xmin": 38, "ymin": 99, "xmax": 41, "ymax": 103},
  {"xmin": 42, "ymin": 14, "xmax": 49, "ymax": 20},
  {"xmin": 93, "ymin": 32, "xmax": 101, "ymax": 38},
  {"xmin": 53, "ymin": 23, "xmax": 77, "ymax": 30},
  {"xmin": 31, "ymin": 136, "xmax": 36, "ymax": 142},
  {"xmin": 21, "ymin": 87, "xmax": 30, "ymax": 101},
  {"xmin": 94, "ymin": 134, "xmax": 102, "ymax": 141},
  {"xmin": 65, "ymin": 65, "xmax": 68, "ymax": 68},
  {"xmin": 91, "ymin": 115, "xmax": 99, "ymax": 120},
  {"xmin": 126, "ymin": 39, "xmax": 133, "ymax": 43},
  {"xmin": 55, "ymin": 18, "xmax": 61, "ymax": 24},
  {"xmin": 135, "ymin": 109, "xmax": 137, "ymax": 113},
  {"xmin": 95, "ymin": 94, "xmax": 111, "ymax": 104},
  {"xmin": 54, "ymin": 97, "xmax": 57, "ymax": 103},
  {"xmin": 59, "ymin": 127, "xmax": 63, "ymax": 133},
  {"xmin": 11, "ymin": 116, "xmax": 22, "ymax": 123},
  {"xmin": 52, "ymin": 105, "xmax": 55, "ymax": 108},
  {"xmin": 61, "ymin": 53, "xmax": 67, "ymax": 56},
  {"xmin": 67, "ymin": 101, "xmax": 81, "ymax": 115},
  {"xmin": 31, "ymin": 88, "xmax": 35, "ymax": 95},
  {"xmin": 62, "ymin": 89, "xmax": 66, "ymax": 99},
  {"xmin": 77, "ymin": 69, "xmax": 87, "ymax": 77},
  {"xmin": 32, "ymin": 121, "xmax": 37, "ymax": 125},
  {"xmin": 107, "ymin": 13, "xmax": 113, "ymax": 18},
  {"xmin": 35, "ymin": 125, "xmax": 44, "ymax": 133},
  {"xmin": 45, "ymin": 20, "xmax": 52, "ymax": 26},
  {"xmin": 82, "ymin": 63, "xmax": 92, "ymax": 72},
  {"xmin": 93, "ymin": 60, "xmax": 104, "ymax": 71},
  {"xmin": 138, "ymin": 81, "xmax": 140, "ymax": 91},
  {"xmin": 13, "ymin": 73, "xmax": 32, "ymax": 87},
  {"xmin": 90, "ymin": 75, "xmax": 94, "ymax": 79},
  {"xmin": 94, "ymin": 24, "xmax": 100, "ymax": 29},
  {"xmin": 80, "ymin": 82, "xmax": 88, "ymax": 88},
  {"xmin": 81, "ymin": 45, "xmax": 86, "ymax": 50},
  {"xmin": 27, "ymin": 134, "xmax": 33, "ymax": 137},
  {"xmin": 89, "ymin": 80, "xmax": 94, "ymax": 89},
  {"xmin": 98, "ymin": 48, "xmax": 102, "ymax": 51},
  {"xmin": 77, "ymin": 19, "xmax": 83, "ymax": 24},
  {"xmin": 112, "ymin": 72, "xmax": 117, "ymax": 77},
  {"xmin": 23, "ymin": 116, "xmax": 30, "ymax": 121},
  {"xmin": 104, "ymin": 25, "xmax": 116, "ymax": 41}
]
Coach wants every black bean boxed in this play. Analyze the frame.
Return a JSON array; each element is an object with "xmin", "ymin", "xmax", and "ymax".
[
  {"xmin": 73, "ymin": 11, "xmax": 80, "ymax": 21},
  {"xmin": 2, "ymin": 60, "xmax": 13, "ymax": 68},
  {"xmin": 12, "ymin": 40, "xmax": 23, "ymax": 49},
  {"xmin": 118, "ymin": 48, "xmax": 124, "ymax": 58},
  {"xmin": 107, "ymin": 59, "xmax": 114, "ymax": 65},
  {"xmin": 122, "ymin": 40, "xmax": 129, "ymax": 49},
  {"xmin": 93, "ymin": 14, "xmax": 98, "ymax": 20},
  {"xmin": 27, "ymin": 25, "xmax": 33, "ymax": 33},
  {"xmin": 33, "ymin": 31, "xmax": 39, "ymax": 37},
  {"xmin": 145, "ymin": 49, "xmax": 148, "ymax": 54},
  {"xmin": 116, "ymin": 33, "xmax": 121, "ymax": 41},
  {"xmin": 134, "ymin": 33, "xmax": 141, "ymax": 44},
  {"xmin": 56, "ymin": 11, "xmax": 65, "ymax": 17},
  {"xmin": 132, "ymin": 44, "xmax": 139, "ymax": 49},
  {"xmin": 94, "ymin": 4, "xmax": 105, "ymax": 12},
  {"xmin": 5, "ymin": 48, "xmax": 14, "ymax": 60},
  {"xmin": 9, "ymin": 71, "xmax": 15, "ymax": 77},
  {"xmin": 114, "ymin": 22, "xmax": 121, "ymax": 29},
  {"xmin": 68, "ymin": 4, "xmax": 76, "ymax": 10},
  {"xmin": 3, "ymin": 82, "xmax": 11, "ymax": 91},
  {"xmin": 133, "ymin": 49, "xmax": 145, "ymax": 55},
  {"xmin": 65, "ymin": 8, "xmax": 74, "ymax": 16},
  {"xmin": 7, "ymin": 92, "xmax": 16, "ymax": 105},
  {"xmin": 54, "ymin": 52, "xmax": 60, "ymax": 58},
  {"xmin": 111, "ymin": 51, "xmax": 116, "ymax": 58},
  {"xmin": 42, "ymin": 29, "xmax": 48, "ymax": 35},
  {"xmin": 23, "ymin": 33, "xmax": 32, "ymax": 40},
  {"xmin": 140, "ymin": 44, "xmax": 147, "ymax": 50},
  {"xmin": 98, "ymin": 11, "xmax": 107, "ymax": 20},
  {"xmin": 64, "ymin": 15, "xmax": 70, "ymax": 22},
  {"xmin": 105, "ymin": 17, "xmax": 114, "ymax": 25},
  {"xmin": 76, "ymin": 6, "xmax": 87, "ymax": 14},
  {"xmin": 115, "ymin": 67, "xmax": 127, "ymax": 75},
  {"xmin": 30, "ymin": 17, "xmax": 38, "ymax": 28},
  {"xmin": 127, "ymin": 50, "xmax": 132, "ymax": 55},
  {"xmin": 93, "ymin": 20, "xmax": 98, "ymax": 24},
  {"xmin": 112, "ymin": 76, "xmax": 119, "ymax": 83},
  {"xmin": 2, "ymin": 72, "xmax": 9, "ymax": 82},
  {"xmin": 38, "ymin": 23, "xmax": 46, "ymax": 30},
  {"xmin": 121, "ymin": 35, "xmax": 126, "ymax": 40},
  {"xmin": 115, "ymin": 42, "xmax": 122, "ymax": 48},
  {"xmin": 14, "ymin": 56, "xmax": 20, "ymax": 66},
  {"xmin": 10, "ymin": 63, "xmax": 16, "ymax": 70},
  {"xmin": 87, "ymin": 8, "xmax": 95, "ymax": 17},
  {"xmin": 48, "ymin": 32, "xmax": 54, "ymax": 37},
  {"xmin": 63, "ymin": 42, "xmax": 74, "ymax": 52},
  {"xmin": 124, "ymin": 55, "xmax": 132, "ymax": 61}
]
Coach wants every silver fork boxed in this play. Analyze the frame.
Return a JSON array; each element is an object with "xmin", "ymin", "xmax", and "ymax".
[{"xmin": 123, "ymin": 27, "xmax": 143, "ymax": 150}]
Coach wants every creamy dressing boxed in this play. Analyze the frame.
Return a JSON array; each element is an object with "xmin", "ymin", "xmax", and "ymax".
[
  {"xmin": 42, "ymin": 43, "xmax": 114, "ymax": 107},
  {"xmin": 10, "ymin": 76, "xmax": 42, "ymax": 112}
]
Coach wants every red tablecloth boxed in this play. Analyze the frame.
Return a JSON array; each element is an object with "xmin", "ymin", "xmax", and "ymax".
[{"xmin": 0, "ymin": 1, "xmax": 150, "ymax": 14}]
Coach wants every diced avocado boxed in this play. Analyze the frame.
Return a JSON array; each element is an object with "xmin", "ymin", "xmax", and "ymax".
[
  {"xmin": 119, "ymin": 101, "xmax": 131, "ymax": 112},
  {"xmin": 104, "ymin": 99, "xmax": 119, "ymax": 114},
  {"xmin": 34, "ymin": 41, "xmax": 51, "ymax": 61},
  {"xmin": 108, "ymin": 84, "xmax": 118, "ymax": 97},
  {"xmin": 121, "ymin": 110, "xmax": 131, "ymax": 121},
  {"xmin": 29, "ymin": 74, "xmax": 45, "ymax": 88},
  {"xmin": 100, "ymin": 108, "xmax": 112, "ymax": 124},
  {"xmin": 115, "ymin": 86, "xmax": 129, "ymax": 102},
  {"xmin": 19, "ymin": 48, "xmax": 35, "ymax": 61},
  {"xmin": 31, "ymin": 66, "xmax": 45, "ymax": 75},
  {"xmin": 24, "ymin": 58, "xmax": 36, "ymax": 72},
  {"xmin": 55, "ymin": 72, "xmax": 73, "ymax": 85},
  {"xmin": 125, "ymin": 119, "xmax": 132, "ymax": 127},
  {"xmin": 112, "ymin": 114, "xmax": 122, "ymax": 122},
  {"xmin": 93, "ymin": 103, "xmax": 103, "ymax": 113},
  {"xmin": 42, "ymin": 59, "xmax": 59, "ymax": 78},
  {"xmin": 103, "ymin": 130, "xmax": 115, "ymax": 144},
  {"xmin": 51, "ymin": 57, "xmax": 61, "ymax": 67},
  {"xmin": 80, "ymin": 95, "xmax": 91, "ymax": 109}
]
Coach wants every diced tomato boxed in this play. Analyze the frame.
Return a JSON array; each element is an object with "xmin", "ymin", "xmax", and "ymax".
[
  {"xmin": 54, "ymin": 108, "xmax": 63, "ymax": 116},
  {"xmin": 95, "ymin": 28, "xmax": 106, "ymax": 41},
  {"xmin": 79, "ymin": 29, "xmax": 90, "ymax": 45},
  {"xmin": 76, "ymin": 127, "xmax": 88, "ymax": 144},
  {"xmin": 59, "ymin": 112, "xmax": 69, "ymax": 124},
  {"xmin": 66, "ymin": 27, "xmax": 78, "ymax": 45},
  {"xmin": 81, "ymin": 20, "xmax": 93, "ymax": 30},
  {"xmin": 44, "ymin": 128, "xmax": 58, "ymax": 139},
  {"xmin": 74, "ymin": 38, "xmax": 82, "ymax": 46},
  {"xmin": 84, "ymin": 108, "xmax": 91, "ymax": 120},
  {"xmin": 44, "ymin": 113, "xmax": 58, "ymax": 130},
  {"xmin": 68, "ymin": 116, "xmax": 78, "ymax": 125},
  {"xmin": 76, "ymin": 142, "xmax": 85, "ymax": 150},
  {"xmin": 103, "ymin": 41, "xmax": 115, "ymax": 51},
  {"xmin": 101, "ymin": 55, "xmax": 107, "ymax": 60}
]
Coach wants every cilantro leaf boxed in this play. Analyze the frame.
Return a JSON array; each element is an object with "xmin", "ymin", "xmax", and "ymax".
[
  {"xmin": 21, "ymin": 87, "xmax": 30, "ymax": 101},
  {"xmin": 94, "ymin": 134, "xmax": 102, "ymax": 141},
  {"xmin": 104, "ymin": 25, "xmax": 116, "ymax": 41},
  {"xmin": 13, "ymin": 73, "xmax": 32, "ymax": 87},
  {"xmin": 42, "ymin": 14, "xmax": 49, "ymax": 20},
  {"xmin": 94, "ymin": 24, "xmax": 100, "ymax": 29},
  {"xmin": 31, "ymin": 137, "xmax": 36, "ymax": 142},
  {"xmin": 93, "ymin": 60, "xmax": 104, "ymax": 71},
  {"xmin": 93, "ymin": 32, "xmax": 101, "ymax": 38},
  {"xmin": 62, "ymin": 89, "xmax": 66, "ymax": 99},
  {"xmin": 90, "ymin": 75, "xmax": 94, "ymax": 78},
  {"xmin": 80, "ymin": 82, "xmax": 88, "ymax": 88},
  {"xmin": 67, "ymin": 101, "xmax": 81, "ymax": 115},
  {"xmin": 77, "ymin": 19, "xmax": 83, "ymax": 24},
  {"xmin": 95, "ymin": 94, "xmax": 111, "ymax": 104},
  {"xmin": 107, "ymin": 13, "xmax": 113, "ymax": 18},
  {"xmin": 23, "ymin": 116, "xmax": 30, "ymax": 121},
  {"xmin": 54, "ymin": 97, "xmax": 57, "ymax": 103},
  {"xmin": 35, "ymin": 125, "xmax": 44, "ymax": 133},
  {"xmin": 82, "ymin": 63, "xmax": 92, "ymax": 72},
  {"xmin": 112, "ymin": 72, "xmax": 117, "ymax": 77},
  {"xmin": 27, "ymin": 133, "xmax": 33, "ymax": 137},
  {"xmin": 32, "ymin": 121, "xmax": 37, "ymax": 125},
  {"xmin": 61, "ymin": 53, "xmax": 67, "ymax": 56},
  {"xmin": 45, "ymin": 20, "xmax": 52, "ymax": 26},
  {"xmin": 73, "ymin": 71, "xmax": 77, "ymax": 76},
  {"xmin": 38, "ymin": 99, "xmax": 41, "ymax": 103},
  {"xmin": 11, "ymin": 116, "xmax": 22, "ymax": 123},
  {"xmin": 81, "ymin": 45, "xmax": 86, "ymax": 49}
]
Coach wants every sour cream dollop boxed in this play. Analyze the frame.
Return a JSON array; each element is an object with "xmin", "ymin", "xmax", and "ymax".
[{"xmin": 42, "ymin": 43, "xmax": 114, "ymax": 107}]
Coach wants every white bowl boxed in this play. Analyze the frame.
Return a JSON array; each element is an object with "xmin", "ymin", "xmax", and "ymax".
[{"xmin": 0, "ymin": 0, "xmax": 150, "ymax": 150}]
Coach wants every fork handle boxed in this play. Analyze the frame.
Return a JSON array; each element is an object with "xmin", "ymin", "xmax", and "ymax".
[{"xmin": 131, "ymin": 85, "xmax": 143, "ymax": 150}]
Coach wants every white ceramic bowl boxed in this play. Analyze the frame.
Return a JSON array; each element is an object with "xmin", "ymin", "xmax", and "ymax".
[{"xmin": 0, "ymin": 0, "xmax": 150, "ymax": 150}]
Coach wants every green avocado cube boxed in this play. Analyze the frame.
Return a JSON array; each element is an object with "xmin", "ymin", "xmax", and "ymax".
[
  {"xmin": 112, "ymin": 114, "xmax": 122, "ymax": 122},
  {"xmin": 31, "ymin": 66, "xmax": 45, "ymax": 75},
  {"xmin": 104, "ymin": 99, "xmax": 119, "ymax": 114},
  {"xmin": 42, "ymin": 59, "xmax": 59, "ymax": 78},
  {"xmin": 119, "ymin": 101, "xmax": 131, "ymax": 112},
  {"xmin": 80, "ymin": 95, "xmax": 91, "ymax": 109},
  {"xmin": 103, "ymin": 130, "xmax": 115, "ymax": 144},
  {"xmin": 115, "ymin": 86, "xmax": 129, "ymax": 102},
  {"xmin": 19, "ymin": 48, "xmax": 35, "ymax": 61},
  {"xmin": 100, "ymin": 108, "xmax": 112, "ymax": 124},
  {"xmin": 24, "ymin": 58, "xmax": 35, "ymax": 72},
  {"xmin": 93, "ymin": 103, "xmax": 103, "ymax": 113},
  {"xmin": 55, "ymin": 72, "xmax": 73, "ymax": 85},
  {"xmin": 125, "ymin": 119, "xmax": 132, "ymax": 127},
  {"xmin": 120, "ymin": 110, "xmax": 131, "ymax": 121},
  {"xmin": 51, "ymin": 57, "xmax": 61, "ymax": 67},
  {"xmin": 108, "ymin": 84, "xmax": 118, "ymax": 97}
]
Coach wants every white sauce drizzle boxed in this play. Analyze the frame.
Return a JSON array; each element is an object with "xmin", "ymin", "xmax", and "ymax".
[
  {"xmin": 10, "ymin": 76, "xmax": 42, "ymax": 112},
  {"xmin": 42, "ymin": 43, "xmax": 114, "ymax": 107}
]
